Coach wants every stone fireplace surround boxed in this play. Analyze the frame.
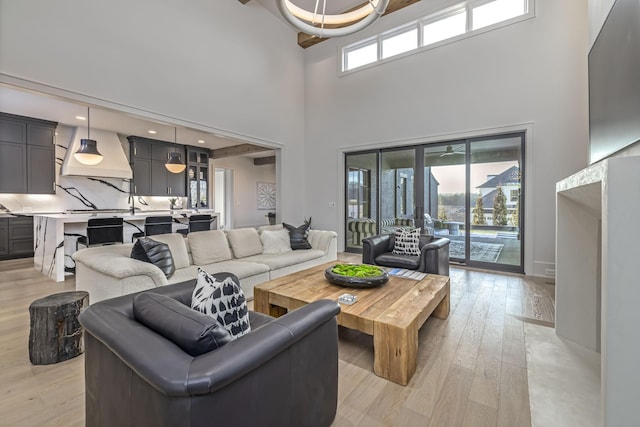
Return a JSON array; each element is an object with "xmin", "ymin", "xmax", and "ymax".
[{"xmin": 555, "ymin": 155, "xmax": 640, "ymax": 426}]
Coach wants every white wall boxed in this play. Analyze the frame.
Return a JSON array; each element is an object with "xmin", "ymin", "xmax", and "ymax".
[
  {"xmin": 0, "ymin": 0, "xmax": 306, "ymax": 222},
  {"xmin": 302, "ymin": 0, "xmax": 590, "ymax": 276},
  {"xmin": 588, "ymin": 0, "xmax": 616, "ymax": 47},
  {"xmin": 212, "ymin": 156, "xmax": 276, "ymax": 229}
]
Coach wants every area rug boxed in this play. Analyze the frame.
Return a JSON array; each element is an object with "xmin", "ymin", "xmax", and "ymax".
[{"xmin": 448, "ymin": 240, "xmax": 504, "ymax": 263}]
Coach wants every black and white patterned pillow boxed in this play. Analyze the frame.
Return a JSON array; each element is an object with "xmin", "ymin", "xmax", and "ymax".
[
  {"xmin": 191, "ymin": 269, "xmax": 251, "ymax": 339},
  {"xmin": 392, "ymin": 228, "xmax": 422, "ymax": 256}
]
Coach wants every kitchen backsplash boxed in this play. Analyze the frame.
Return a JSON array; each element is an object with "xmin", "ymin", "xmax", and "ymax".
[{"xmin": 0, "ymin": 125, "xmax": 183, "ymax": 213}]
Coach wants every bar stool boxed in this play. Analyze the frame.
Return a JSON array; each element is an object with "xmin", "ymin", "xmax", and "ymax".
[
  {"xmin": 144, "ymin": 216, "xmax": 174, "ymax": 236},
  {"xmin": 176, "ymin": 214, "xmax": 213, "ymax": 236},
  {"xmin": 77, "ymin": 218, "xmax": 124, "ymax": 250}
]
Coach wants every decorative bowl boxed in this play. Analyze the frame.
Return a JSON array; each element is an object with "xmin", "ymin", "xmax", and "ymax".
[{"xmin": 324, "ymin": 264, "xmax": 389, "ymax": 288}]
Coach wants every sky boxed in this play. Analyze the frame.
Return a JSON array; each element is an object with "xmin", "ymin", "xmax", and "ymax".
[{"xmin": 431, "ymin": 161, "xmax": 518, "ymax": 194}]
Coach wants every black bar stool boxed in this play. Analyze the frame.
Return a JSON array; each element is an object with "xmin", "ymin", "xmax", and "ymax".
[{"xmin": 77, "ymin": 218, "xmax": 124, "ymax": 250}]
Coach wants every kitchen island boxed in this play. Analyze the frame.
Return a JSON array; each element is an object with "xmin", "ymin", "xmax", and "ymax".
[{"xmin": 33, "ymin": 210, "xmax": 219, "ymax": 282}]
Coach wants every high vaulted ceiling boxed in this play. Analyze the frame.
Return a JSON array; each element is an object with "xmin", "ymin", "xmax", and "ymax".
[{"xmin": 247, "ymin": 0, "xmax": 421, "ymax": 48}]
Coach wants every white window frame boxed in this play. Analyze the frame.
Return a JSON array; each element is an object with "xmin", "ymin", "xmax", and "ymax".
[{"xmin": 340, "ymin": 0, "xmax": 534, "ymax": 75}]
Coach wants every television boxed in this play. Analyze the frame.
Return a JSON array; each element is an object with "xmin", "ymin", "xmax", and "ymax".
[{"xmin": 588, "ymin": 0, "xmax": 640, "ymax": 163}]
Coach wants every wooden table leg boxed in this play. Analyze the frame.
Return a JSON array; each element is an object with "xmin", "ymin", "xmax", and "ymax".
[
  {"xmin": 373, "ymin": 319, "xmax": 418, "ymax": 386},
  {"xmin": 253, "ymin": 288, "xmax": 288, "ymax": 318},
  {"xmin": 432, "ymin": 278, "xmax": 450, "ymax": 319}
]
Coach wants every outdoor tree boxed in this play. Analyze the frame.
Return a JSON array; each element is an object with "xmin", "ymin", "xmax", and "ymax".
[
  {"xmin": 493, "ymin": 186, "xmax": 508, "ymax": 226},
  {"xmin": 511, "ymin": 196, "xmax": 520, "ymax": 227},
  {"xmin": 438, "ymin": 206, "xmax": 449, "ymax": 221},
  {"xmin": 472, "ymin": 195, "xmax": 486, "ymax": 225}
]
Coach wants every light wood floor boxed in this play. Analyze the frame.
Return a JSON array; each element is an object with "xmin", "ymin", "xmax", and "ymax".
[{"xmin": 0, "ymin": 255, "xmax": 555, "ymax": 427}]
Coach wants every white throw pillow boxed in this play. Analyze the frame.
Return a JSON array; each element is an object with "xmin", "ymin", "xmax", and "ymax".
[
  {"xmin": 188, "ymin": 230, "xmax": 232, "ymax": 265},
  {"xmin": 260, "ymin": 229, "xmax": 292, "ymax": 254},
  {"xmin": 147, "ymin": 233, "xmax": 190, "ymax": 269},
  {"xmin": 225, "ymin": 228, "xmax": 263, "ymax": 258},
  {"xmin": 191, "ymin": 269, "xmax": 250, "ymax": 340},
  {"xmin": 392, "ymin": 228, "xmax": 421, "ymax": 256}
]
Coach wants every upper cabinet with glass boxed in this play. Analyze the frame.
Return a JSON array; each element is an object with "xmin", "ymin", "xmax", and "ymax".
[{"xmin": 186, "ymin": 146, "xmax": 210, "ymax": 209}]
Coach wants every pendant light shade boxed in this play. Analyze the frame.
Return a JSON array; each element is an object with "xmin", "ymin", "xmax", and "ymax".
[
  {"xmin": 165, "ymin": 127, "xmax": 186, "ymax": 173},
  {"xmin": 277, "ymin": 0, "xmax": 390, "ymax": 38},
  {"xmin": 74, "ymin": 107, "xmax": 103, "ymax": 165}
]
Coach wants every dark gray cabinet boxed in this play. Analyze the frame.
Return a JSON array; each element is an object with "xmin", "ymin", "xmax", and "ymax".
[
  {"xmin": 0, "ymin": 113, "xmax": 57, "ymax": 194},
  {"xmin": 0, "ymin": 216, "xmax": 34, "ymax": 260},
  {"xmin": 0, "ymin": 219, "xmax": 8, "ymax": 257},
  {"xmin": 128, "ymin": 136, "xmax": 185, "ymax": 197}
]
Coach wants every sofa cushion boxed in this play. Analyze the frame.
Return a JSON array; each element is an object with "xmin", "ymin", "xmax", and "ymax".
[
  {"xmin": 392, "ymin": 228, "xmax": 421, "ymax": 256},
  {"xmin": 132, "ymin": 292, "xmax": 232, "ymax": 357},
  {"xmin": 375, "ymin": 253, "xmax": 421, "ymax": 270},
  {"xmin": 283, "ymin": 219, "xmax": 312, "ymax": 250},
  {"xmin": 147, "ymin": 233, "xmax": 190, "ymax": 269},
  {"xmin": 130, "ymin": 237, "xmax": 176, "ymax": 278},
  {"xmin": 188, "ymin": 230, "xmax": 233, "ymax": 265},
  {"xmin": 257, "ymin": 224, "xmax": 284, "ymax": 233},
  {"xmin": 192, "ymin": 269, "xmax": 251, "ymax": 339},
  {"xmin": 260, "ymin": 229, "xmax": 292, "ymax": 254},
  {"xmin": 226, "ymin": 228, "xmax": 263, "ymax": 258}
]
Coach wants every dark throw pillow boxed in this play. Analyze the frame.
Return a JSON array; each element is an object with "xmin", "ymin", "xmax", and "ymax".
[
  {"xmin": 131, "ymin": 237, "xmax": 176, "ymax": 278},
  {"xmin": 283, "ymin": 217, "xmax": 312, "ymax": 250},
  {"xmin": 191, "ymin": 269, "xmax": 251, "ymax": 340},
  {"xmin": 133, "ymin": 292, "xmax": 232, "ymax": 357}
]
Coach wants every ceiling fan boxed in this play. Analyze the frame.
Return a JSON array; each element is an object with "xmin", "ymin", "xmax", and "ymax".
[{"xmin": 440, "ymin": 145, "xmax": 465, "ymax": 157}]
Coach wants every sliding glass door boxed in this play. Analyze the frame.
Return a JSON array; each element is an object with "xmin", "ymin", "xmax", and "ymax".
[
  {"xmin": 345, "ymin": 152, "xmax": 378, "ymax": 252},
  {"xmin": 468, "ymin": 135, "xmax": 523, "ymax": 270},
  {"xmin": 423, "ymin": 142, "xmax": 467, "ymax": 262},
  {"xmin": 344, "ymin": 132, "xmax": 524, "ymax": 273}
]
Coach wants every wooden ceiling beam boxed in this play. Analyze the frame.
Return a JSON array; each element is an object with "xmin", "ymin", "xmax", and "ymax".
[
  {"xmin": 254, "ymin": 156, "xmax": 276, "ymax": 166},
  {"xmin": 211, "ymin": 144, "xmax": 270, "ymax": 159},
  {"xmin": 297, "ymin": 0, "xmax": 421, "ymax": 49}
]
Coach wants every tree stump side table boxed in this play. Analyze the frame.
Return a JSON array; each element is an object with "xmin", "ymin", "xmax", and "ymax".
[{"xmin": 28, "ymin": 291, "xmax": 89, "ymax": 365}]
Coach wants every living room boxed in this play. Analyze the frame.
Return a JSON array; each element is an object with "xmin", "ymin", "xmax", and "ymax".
[{"xmin": 1, "ymin": 0, "xmax": 639, "ymax": 426}]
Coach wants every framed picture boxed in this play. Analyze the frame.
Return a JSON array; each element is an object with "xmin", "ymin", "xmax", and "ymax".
[{"xmin": 256, "ymin": 182, "xmax": 276, "ymax": 210}]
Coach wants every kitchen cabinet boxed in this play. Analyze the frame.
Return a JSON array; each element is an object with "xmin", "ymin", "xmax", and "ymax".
[
  {"xmin": 0, "ymin": 113, "xmax": 57, "ymax": 194},
  {"xmin": 128, "ymin": 136, "xmax": 185, "ymax": 197},
  {"xmin": 186, "ymin": 146, "xmax": 210, "ymax": 209},
  {"xmin": 0, "ymin": 216, "xmax": 34, "ymax": 260}
]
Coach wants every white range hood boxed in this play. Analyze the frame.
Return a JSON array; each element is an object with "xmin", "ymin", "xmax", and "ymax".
[{"xmin": 61, "ymin": 128, "xmax": 133, "ymax": 179}]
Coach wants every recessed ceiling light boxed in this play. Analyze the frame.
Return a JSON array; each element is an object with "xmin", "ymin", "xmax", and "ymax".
[
  {"xmin": 148, "ymin": 130, "xmax": 157, "ymax": 134},
  {"xmin": 197, "ymin": 140, "xmax": 205, "ymax": 144},
  {"xmin": 75, "ymin": 115, "xmax": 86, "ymax": 120}
]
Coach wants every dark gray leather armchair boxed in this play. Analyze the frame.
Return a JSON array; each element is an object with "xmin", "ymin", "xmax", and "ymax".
[
  {"xmin": 362, "ymin": 234, "xmax": 450, "ymax": 276},
  {"xmin": 79, "ymin": 280, "xmax": 340, "ymax": 427}
]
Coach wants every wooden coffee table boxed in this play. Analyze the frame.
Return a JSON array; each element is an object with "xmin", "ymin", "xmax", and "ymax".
[{"xmin": 254, "ymin": 262, "xmax": 450, "ymax": 385}]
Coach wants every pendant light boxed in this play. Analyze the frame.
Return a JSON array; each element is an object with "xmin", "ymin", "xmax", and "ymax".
[
  {"xmin": 165, "ymin": 127, "xmax": 186, "ymax": 173},
  {"xmin": 277, "ymin": 0, "xmax": 390, "ymax": 38},
  {"xmin": 74, "ymin": 107, "xmax": 103, "ymax": 165}
]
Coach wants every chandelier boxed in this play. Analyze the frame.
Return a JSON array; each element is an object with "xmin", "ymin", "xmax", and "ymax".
[{"xmin": 277, "ymin": 0, "xmax": 391, "ymax": 38}]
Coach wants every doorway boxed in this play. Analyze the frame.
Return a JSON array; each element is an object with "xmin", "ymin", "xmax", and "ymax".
[{"xmin": 214, "ymin": 168, "xmax": 233, "ymax": 230}]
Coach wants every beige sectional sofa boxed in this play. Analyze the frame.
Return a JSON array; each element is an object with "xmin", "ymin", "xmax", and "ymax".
[{"xmin": 73, "ymin": 226, "xmax": 337, "ymax": 304}]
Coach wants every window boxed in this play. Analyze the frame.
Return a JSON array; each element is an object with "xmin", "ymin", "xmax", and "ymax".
[
  {"xmin": 348, "ymin": 167, "xmax": 371, "ymax": 218},
  {"xmin": 472, "ymin": 0, "xmax": 527, "ymax": 30},
  {"xmin": 382, "ymin": 27, "xmax": 418, "ymax": 59},
  {"xmin": 342, "ymin": 0, "xmax": 532, "ymax": 72},
  {"xmin": 510, "ymin": 188, "xmax": 519, "ymax": 202},
  {"xmin": 422, "ymin": 10, "xmax": 466, "ymax": 46},
  {"xmin": 344, "ymin": 41, "xmax": 377, "ymax": 71}
]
